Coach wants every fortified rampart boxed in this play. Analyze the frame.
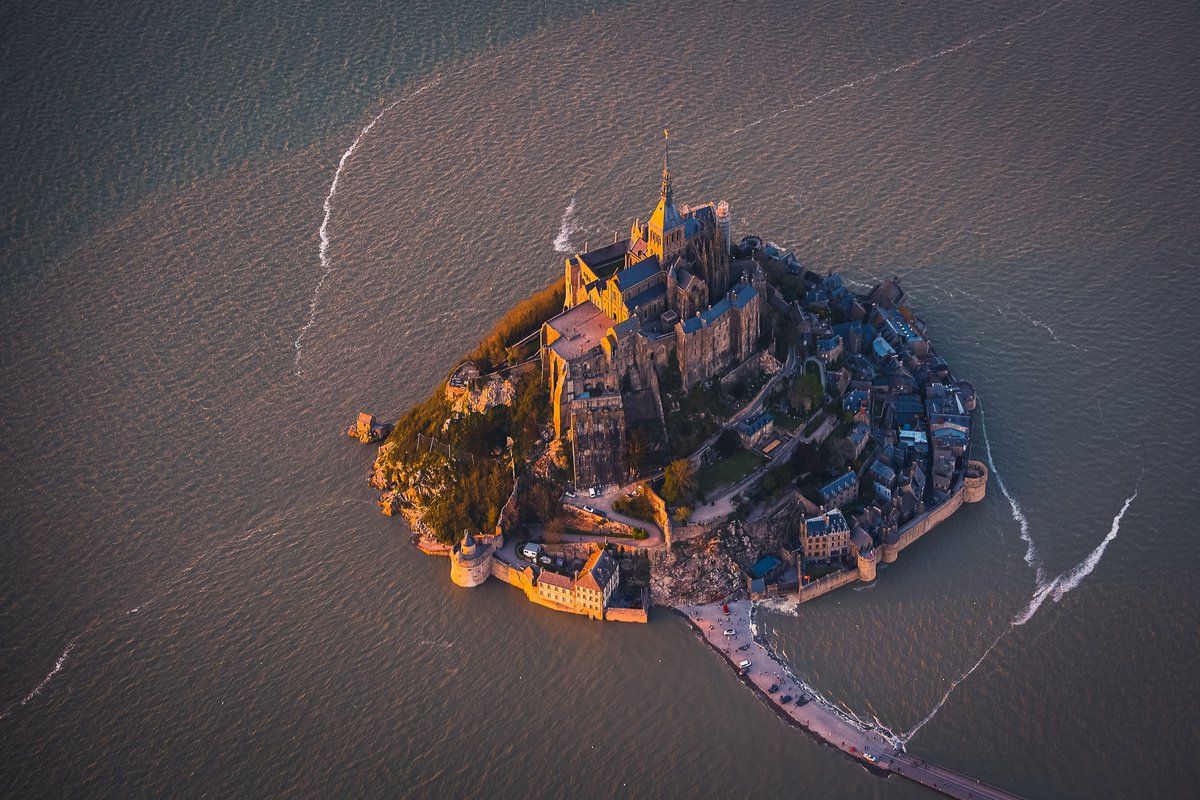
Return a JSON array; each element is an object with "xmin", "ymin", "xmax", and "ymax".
[
  {"xmin": 798, "ymin": 568, "xmax": 860, "ymax": 603},
  {"xmin": 881, "ymin": 484, "xmax": 964, "ymax": 564}
]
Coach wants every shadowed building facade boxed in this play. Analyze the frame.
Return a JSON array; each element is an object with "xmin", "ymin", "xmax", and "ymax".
[{"xmin": 542, "ymin": 134, "xmax": 765, "ymax": 488}]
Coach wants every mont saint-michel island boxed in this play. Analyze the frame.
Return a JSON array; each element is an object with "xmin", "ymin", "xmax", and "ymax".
[{"xmin": 352, "ymin": 137, "xmax": 1003, "ymax": 799}]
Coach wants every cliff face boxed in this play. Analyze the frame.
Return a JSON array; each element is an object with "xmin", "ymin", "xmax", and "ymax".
[{"xmin": 371, "ymin": 441, "xmax": 450, "ymax": 534}]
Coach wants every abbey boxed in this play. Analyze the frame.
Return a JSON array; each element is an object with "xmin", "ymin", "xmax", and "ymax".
[{"xmin": 541, "ymin": 134, "xmax": 766, "ymax": 489}]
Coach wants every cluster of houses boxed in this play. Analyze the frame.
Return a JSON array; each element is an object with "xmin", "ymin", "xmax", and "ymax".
[{"xmin": 737, "ymin": 246, "xmax": 977, "ymax": 599}]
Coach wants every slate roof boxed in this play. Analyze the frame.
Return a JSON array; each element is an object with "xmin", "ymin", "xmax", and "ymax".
[
  {"xmin": 805, "ymin": 509, "xmax": 849, "ymax": 536},
  {"xmin": 730, "ymin": 284, "xmax": 759, "ymax": 309},
  {"xmin": 614, "ymin": 255, "xmax": 662, "ymax": 292},
  {"xmin": 579, "ymin": 239, "xmax": 630, "ymax": 269},
  {"xmin": 626, "ymin": 282, "xmax": 667, "ymax": 310},
  {"xmin": 577, "ymin": 549, "xmax": 617, "ymax": 594},
  {"xmin": 737, "ymin": 411, "xmax": 774, "ymax": 435},
  {"xmin": 820, "ymin": 471, "xmax": 858, "ymax": 500}
]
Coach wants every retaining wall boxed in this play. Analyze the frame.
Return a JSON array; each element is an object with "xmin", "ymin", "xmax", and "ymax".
[{"xmin": 605, "ymin": 606, "xmax": 649, "ymax": 623}]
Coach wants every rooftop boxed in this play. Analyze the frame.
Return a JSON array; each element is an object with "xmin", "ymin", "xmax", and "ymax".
[
  {"xmin": 546, "ymin": 301, "xmax": 617, "ymax": 360},
  {"xmin": 614, "ymin": 255, "xmax": 663, "ymax": 292}
]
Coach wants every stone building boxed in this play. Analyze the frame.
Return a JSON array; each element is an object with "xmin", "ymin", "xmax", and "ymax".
[
  {"xmin": 542, "ymin": 134, "xmax": 765, "ymax": 488},
  {"xmin": 534, "ymin": 548, "xmax": 619, "ymax": 620},
  {"xmin": 799, "ymin": 509, "xmax": 851, "ymax": 564},
  {"xmin": 819, "ymin": 469, "xmax": 859, "ymax": 510}
]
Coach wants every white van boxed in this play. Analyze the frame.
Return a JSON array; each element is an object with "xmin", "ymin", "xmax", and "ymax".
[{"xmin": 737, "ymin": 659, "xmax": 751, "ymax": 673}]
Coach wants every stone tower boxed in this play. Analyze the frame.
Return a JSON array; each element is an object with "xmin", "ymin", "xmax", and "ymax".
[
  {"xmin": 449, "ymin": 530, "xmax": 493, "ymax": 588},
  {"xmin": 646, "ymin": 130, "xmax": 685, "ymax": 262},
  {"xmin": 716, "ymin": 200, "xmax": 731, "ymax": 254},
  {"xmin": 964, "ymin": 460, "xmax": 988, "ymax": 503}
]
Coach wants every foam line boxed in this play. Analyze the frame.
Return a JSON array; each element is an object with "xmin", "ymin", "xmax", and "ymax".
[
  {"xmin": 1014, "ymin": 484, "xmax": 1139, "ymax": 625},
  {"xmin": 907, "ymin": 479, "xmax": 1140, "ymax": 741},
  {"xmin": 553, "ymin": 196, "xmax": 579, "ymax": 253},
  {"xmin": 903, "ymin": 628, "xmax": 1011, "ymax": 743},
  {"xmin": 979, "ymin": 400, "xmax": 1043, "ymax": 583},
  {"xmin": 293, "ymin": 77, "xmax": 441, "ymax": 376},
  {"xmin": 724, "ymin": 1, "xmax": 1068, "ymax": 137}
]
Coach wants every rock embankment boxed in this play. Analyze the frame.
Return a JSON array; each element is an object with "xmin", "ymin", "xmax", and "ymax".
[
  {"xmin": 445, "ymin": 369, "xmax": 516, "ymax": 417},
  {"xmin": 649, "ymin": 500, "xmax": 796, "ymax": 606},
  {"xmin": 649, "ymin": 537, "xmax": 741, "ymax": 606}
]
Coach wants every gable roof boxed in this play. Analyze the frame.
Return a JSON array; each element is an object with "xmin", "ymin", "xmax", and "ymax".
[{"xmin": 576, "ymin": 550, "xmax": 617, "ymax": 593}]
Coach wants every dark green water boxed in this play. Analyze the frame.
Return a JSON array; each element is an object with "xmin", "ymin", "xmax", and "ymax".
[{"xmin": 2, "ymin": 1, "xmax": 1198, "ymax": 797}]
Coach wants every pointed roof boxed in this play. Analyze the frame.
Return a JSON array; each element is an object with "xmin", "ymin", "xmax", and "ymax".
[{"xmin": 649, "ymin": 130, "xmax": 683, "ymax": 234}]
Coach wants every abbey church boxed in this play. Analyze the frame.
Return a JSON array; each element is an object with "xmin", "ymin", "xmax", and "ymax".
[{"xmin": 541, "ymin": 134, "xmax": 766, "ymax": 489}]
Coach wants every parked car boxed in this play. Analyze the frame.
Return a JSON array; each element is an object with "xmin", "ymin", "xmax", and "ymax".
[
  {"xmin": 737, "ymin": 660, "xmax": 751, "ymax": 673},
  {"xmin": 768, "ymin": 684, "xmax": 779, "ymax": 693},
  {"xmin": 780, "ymin": 695, "xmax": 793, "ymax": 704},
  {"xmin": 564, "ymin": 490, "xmax": 577, "ymax": 498},
  {"xmin": 723, "ymin": 629, "xmax": 736, "ymax": 637},
  {"xmin": 862, "ymin": 753, "xmax": 877, "ymax": 764},
  {"xmin": 738, "ymin": 644, "xmax": 751, "ymax": 652},
  {"xmin": 588, "ymin": 486, "xmax": 599, "ymax": 497},
  {"xmin": 582, "ymin": 505, "xmax": 596, "ymax": 514}
]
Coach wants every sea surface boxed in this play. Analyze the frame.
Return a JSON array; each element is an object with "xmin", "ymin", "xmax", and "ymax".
[{"xmin": 2, "ymin": 1, "xmax": 1198, "ymax": 797}]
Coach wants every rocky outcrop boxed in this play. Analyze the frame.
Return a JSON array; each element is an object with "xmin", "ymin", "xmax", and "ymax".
[
  {"xmin": 649, "ymin": 536, "xmax": 742, "ymax": 606},
  {"xmin": 445, "ymin": 372, "xmax": 517, "ymax": 417},
  {"xmin": 347, "ymin": 412, "xmax": 391, "ymax": 443},
  {"xmin": 649, "ymin": 499, "xmax": 796, "ymax": 606},
  {"xmin": 717, "ymin": 515, "xmax": 791, "ymax": 574}
]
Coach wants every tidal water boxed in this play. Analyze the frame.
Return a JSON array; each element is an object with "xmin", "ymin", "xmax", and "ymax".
[{"xmin": 2, "ymin": 1, "xmax": 1198, "ymax": 797}]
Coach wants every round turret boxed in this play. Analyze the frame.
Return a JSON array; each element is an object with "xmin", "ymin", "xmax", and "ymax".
[
  {"xmin": 450, "ymin": 530, "xmax": 493, "ymax": 588},
  {"xmin": 851, "ymin": 525, "xmax": 877, "ymax": 581},
  {"xmin": 964, "ymin": 460, "xmax": 988, "ymax": 504},
  {"xmin": 856, "ymin": 547, "xmax": 877, "ymax": 582}
]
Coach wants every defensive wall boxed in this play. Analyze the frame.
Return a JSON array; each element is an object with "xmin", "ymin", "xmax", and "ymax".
[
  {"xmin": 719, "ymin": 349, "xmax": 782, "ymax": 391},
  {"xmin": 798, "ymin": 567, "xmax": 860, "ymax": 604},
  {"xmin": 799, "ymin": 468, "xmax": 984, "ymax": 603},
  {"xmin": 881, "ymin": 483, "xmax": 964, "ymax": 564},
  {"xmin": 642, "ymin": 482, "xmax": 725, "ymax": 545}
]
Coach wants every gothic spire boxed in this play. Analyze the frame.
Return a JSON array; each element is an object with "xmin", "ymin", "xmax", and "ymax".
[{"xmin": 661, "ymin": 128, "xmax": 672, "ymax": 199}]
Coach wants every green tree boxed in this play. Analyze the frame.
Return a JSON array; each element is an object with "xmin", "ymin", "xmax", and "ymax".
[
  {"xmin": 789, "ymin": 373, "xmax": 824, "ymax": 414},
  {"xmin": 662, "ymin": 459, "xmax": 698, "ymax": 507}
]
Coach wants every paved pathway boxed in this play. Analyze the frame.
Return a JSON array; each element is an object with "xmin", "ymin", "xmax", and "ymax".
[
  {"xmin": 560, "ymin": 488, "xmax": 664, "ymax": 548},
  {"xmin": 680, "ymin": 600, "xmax": 1024, "ymax": 800}
]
